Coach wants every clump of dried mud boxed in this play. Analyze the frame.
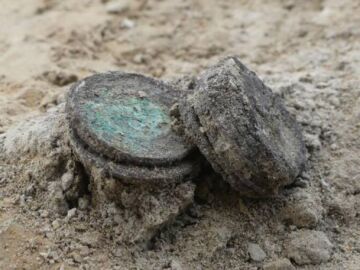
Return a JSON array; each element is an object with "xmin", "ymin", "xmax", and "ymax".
[{"xmin": 1, "ymin": 0, "xmax": 360, "ymax": 269}]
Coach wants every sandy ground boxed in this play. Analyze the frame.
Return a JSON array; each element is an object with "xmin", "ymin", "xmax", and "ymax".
[{"xmin": 1, "ymin": 0, "xmax": 360, "ymax": 269}]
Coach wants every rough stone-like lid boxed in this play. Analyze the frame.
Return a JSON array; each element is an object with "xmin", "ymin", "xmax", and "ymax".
[
  {"xmin": 66, "ymin": 72, "xmax": 193, "ymax": 166},
  {"xmin": 178, "ymin": 56, "xmax": 306, "ymax": 197}
]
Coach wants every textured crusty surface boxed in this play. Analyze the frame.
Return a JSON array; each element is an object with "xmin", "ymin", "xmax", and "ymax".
[{"xmin": 179, "ymin": 56, "xmax": 306, "ymax": 197}]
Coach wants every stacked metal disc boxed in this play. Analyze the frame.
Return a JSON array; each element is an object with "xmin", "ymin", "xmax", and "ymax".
[{"xmin": 66, "ymin": 72, "xmax": 200, "ymax": 185}]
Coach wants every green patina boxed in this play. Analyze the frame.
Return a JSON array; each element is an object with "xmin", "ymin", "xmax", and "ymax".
[{"xmin": 84, "ymin": 96, "xmax": 170, "ymax": 155}]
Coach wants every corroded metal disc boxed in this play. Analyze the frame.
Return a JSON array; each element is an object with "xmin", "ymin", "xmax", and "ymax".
[
  {"xmin": 66, "ymin": 72, "xmax": 193, "ymax": 166},
  {"xmin": 178, "ymin": 56, "xmax": 306, "ymax": 197}
]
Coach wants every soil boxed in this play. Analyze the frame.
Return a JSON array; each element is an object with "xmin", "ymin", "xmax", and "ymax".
[{"xmin": 1, "ymin": 0, "xmax": 360, "ymax": 269}]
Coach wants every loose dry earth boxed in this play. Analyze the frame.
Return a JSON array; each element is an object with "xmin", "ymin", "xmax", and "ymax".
[{"xmin": 0, "ymin": 0, "xmax": 360, "ymax": 269}]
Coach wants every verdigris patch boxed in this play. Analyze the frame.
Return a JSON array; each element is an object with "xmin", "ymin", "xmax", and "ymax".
[{"xmin": 83, "ymin": 97, "xmax": 170, "ymax": 157}]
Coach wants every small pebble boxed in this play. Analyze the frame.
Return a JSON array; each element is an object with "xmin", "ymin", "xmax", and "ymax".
[
  {"xmin": 48, "ymin": 182, "xmax": 69, "ymax": 216},
  {"xmin": 304, "ymin": 133, "xmax": 322, "ymax": 151},
  {"xmin": 133, "ymin": 53, "xmax": 146, "ymax": 64},
  {"xmin": 61, "ymin": 172, "xmax": 73, "ymax": 191},
  {"xmin": 72, "ymin": 253, "xmax": 83, "ymax": 263},
  {"xmin": 66, "ymin": 208, "xmax": 77, "ymax": 220},
  {"xmin": 121, "ymin": 18, "xmax": 135, "ymax": 29},
  {"xmin": 52, "ymin": 219, "xmax": 61, "ymax": 230},
  {"xmin": 247, "ymin": 242, "xmax": 266, "ymax": 262},
  {"xmin": 78, "ymin": 196, "xmax": 90, "ymax": 210},
  {"xmin": 330, "ymin": 143, "xmax": 338, "ymax": 151}
]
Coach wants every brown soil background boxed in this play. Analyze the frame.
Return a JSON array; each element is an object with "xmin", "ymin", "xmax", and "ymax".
[{"xmin": 1, "ymin": 0, "xmax": 360, "ymax": 269}]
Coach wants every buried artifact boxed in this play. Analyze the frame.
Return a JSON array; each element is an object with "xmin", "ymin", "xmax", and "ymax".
[
  {"xmin": 66, "ymin": 72, "xmax": 201, "ymax": 185},
  {"xmin": 66, "ymin": 57, "xmax": 306, "ymax": 197},
  {"xmin": 177, "ymin": 56, "xmax": 306, "ymax": 197},
  {"xmin": 0, "ymin": 57, "xmax": 307, "ymax": 245},
  {"xmin": 65, "ymin": 72, "xmax": 201, "ymax": 243}
]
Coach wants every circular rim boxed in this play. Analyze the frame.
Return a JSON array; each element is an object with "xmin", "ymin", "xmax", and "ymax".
[
  {"xmin": 66, "ymin": 72, "xmax": 194, "ymax": 166},
  {"xmin": 68, "ymin": 126, "xmax": 201, "ymax": 185}
]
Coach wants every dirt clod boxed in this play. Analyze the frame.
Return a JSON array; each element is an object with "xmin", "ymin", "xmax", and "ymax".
[
  {"xmin": 285, "ymin": 230, "xmax": 333, "ymax": 265},
  {"xmin": 247, "ymin": 242, "xmax": 267, "ymax": 262}
]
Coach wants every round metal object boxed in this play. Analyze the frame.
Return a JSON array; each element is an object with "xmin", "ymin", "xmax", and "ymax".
[
  {"xmin": 66, "ymin": 71, "xmax": 200, "ymax": 184},
  {"xmin": 178, "ymin": 56, "xmax": 306, "ymax": 197},
  {"xmin": 67, "ymin": 72, "xmax": 193, "ymax": 166}
]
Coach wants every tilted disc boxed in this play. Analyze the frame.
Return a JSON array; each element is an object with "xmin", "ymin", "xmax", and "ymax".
[{"xmin": 179, "ymin": 56, "xmax": 306, "ymax": 197}]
